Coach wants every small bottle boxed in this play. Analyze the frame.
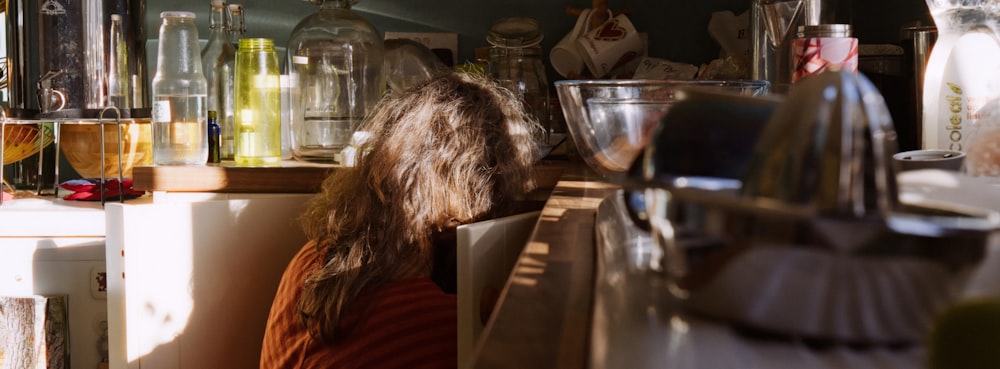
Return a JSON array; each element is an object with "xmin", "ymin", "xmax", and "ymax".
[
  {"xmin": 107, "ymin": 14, "xmax": 130, "ymax": 108},
  {"xmin": 234, "ymin": 38, "xmax": 282, "ymax": 166},
  {"xmin": 151, "ymin": 11, "xmax": 208, "ymax": 165},
  {"xmin": 201, "ymin": 0, "xmax": 237, "ymax": 160},
  {"xmin": 208, "ymin": 110, "xmax": 221, "ymax": 163}
]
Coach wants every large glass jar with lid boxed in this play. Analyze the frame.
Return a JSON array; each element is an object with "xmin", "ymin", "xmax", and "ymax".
[
  {"xmin": 486, "ymin": 17, "xmax": 551, "ymax": 138},
  {"xmin": 286, "ymin": 0, "xmax": 385, "ymax": 163}
]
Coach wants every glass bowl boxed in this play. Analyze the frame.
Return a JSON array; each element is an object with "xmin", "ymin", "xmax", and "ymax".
[{"xmin": 555, "ymin": 79, "xmax": 769, "ymax": 180}]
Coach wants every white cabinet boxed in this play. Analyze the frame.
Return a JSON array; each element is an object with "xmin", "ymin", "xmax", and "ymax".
[
  {"xmin": 104, "ymin": 194, "xmax": 311, "ymax": 369},
  {"xmin": 0, "ymin": 199, "xmax": 110, "ymax": 369}
]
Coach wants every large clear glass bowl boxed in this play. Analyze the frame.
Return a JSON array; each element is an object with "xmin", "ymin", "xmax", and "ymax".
[{"xmin": 555, "ymin": 79, "xmax": 769, "ymax": 180}]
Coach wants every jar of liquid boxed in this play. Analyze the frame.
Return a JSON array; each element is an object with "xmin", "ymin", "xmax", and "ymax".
[
  {"xmin": 151, "ymin": 11, "xmax": 208, "ymax": 165},
  {"xmin": 234, "ymin": 38, "xmax": 282, "ymax": 166}
]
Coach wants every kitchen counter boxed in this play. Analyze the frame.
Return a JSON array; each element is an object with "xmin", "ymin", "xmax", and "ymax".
[
  {"xmin": 470, "ymin": 158, "xmax": 617, "ymax": 369},
  {"xmin": 469, "ymin": 165, "xmax": 1000, "ymax": 369}
]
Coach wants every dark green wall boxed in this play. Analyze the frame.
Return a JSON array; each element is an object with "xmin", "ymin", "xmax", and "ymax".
[
  {"xmin": 4, "ymin": 0, "xmax": 937, "ymax": 183},
  {"xmin": 154, "ymin": 0, "xmax": 934, "ymax": 70}
]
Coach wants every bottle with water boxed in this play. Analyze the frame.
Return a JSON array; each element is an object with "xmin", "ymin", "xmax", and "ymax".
[
  {"xmin": 201, "ymin": 0, "xmax": 237, "ymax": 160},
  {"xmin": 152, "ymin": 11, "xmax": 208, "ymax": 165}
]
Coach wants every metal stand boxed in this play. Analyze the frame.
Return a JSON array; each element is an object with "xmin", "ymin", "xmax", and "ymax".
[{"xmin": 1, "ymin": 106, "xmax": 128, "ymax": 206}]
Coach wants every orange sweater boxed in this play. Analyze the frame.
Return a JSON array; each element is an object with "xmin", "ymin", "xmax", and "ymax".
[{"xmin": 260, "ymin": 243, "xmax": 458, "ymax": 369}]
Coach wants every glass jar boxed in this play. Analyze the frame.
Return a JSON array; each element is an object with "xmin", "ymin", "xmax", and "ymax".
[
  {"xmin": 201, "ymin": 0, "xmax": 238, "ymax": 160},
  {"xmin": 286, "ymin": 0, "xmax": 385, "ymax": 163},
  {"xmin": 234, "ymin": 38, "xmax": 282, "ymax": 166},
  {"xmin": 151, "ymin": 11, "xmax": 208, "ymax": 166},
  {"xmin": 486, "ymin": 17, "xmax": 551, "ymax": 138}
]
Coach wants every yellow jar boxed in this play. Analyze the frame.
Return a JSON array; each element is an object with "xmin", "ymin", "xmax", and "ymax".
[{"xmin": 234, "ymin": 37, "xmax": 282, "ymax": 166}]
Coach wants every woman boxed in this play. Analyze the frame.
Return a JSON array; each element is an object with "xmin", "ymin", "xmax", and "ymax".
[{"xmin": 260, "ymin": 73, "xmax": 542, "ymax": 369}]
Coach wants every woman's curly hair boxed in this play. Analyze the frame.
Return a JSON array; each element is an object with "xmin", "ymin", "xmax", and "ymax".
[{"xmin": 297, "ymin": 72, "xmax": 543, "ymax": 343}]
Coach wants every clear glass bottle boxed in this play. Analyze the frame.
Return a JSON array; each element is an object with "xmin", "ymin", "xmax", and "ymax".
[
  {"xmin": 201, "ymin": 0, "xmax": 238, "ymax": 160},
  {"xmin": 234, "ymin": 38, "xmax": 282, "ymax": 166},
  {"xmin": 286, "ymin": 0, "xmax": 385, "ymax": 163},
  {"xmin": 107, "ymin": 14, "xmax": 130, "ymax": 108},
  {"xmin": 486, "ymin": 17, "xmax": 550, "ymax": 139},
  {"xmin": 151, "ymin": 11, "xmax": 208, "ymax": 166},
  {"xmin": 229, "ymin": 4, "xmax": 246, "ymax": 49}
]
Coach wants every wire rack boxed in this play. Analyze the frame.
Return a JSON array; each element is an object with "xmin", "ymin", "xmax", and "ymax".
[{"xmin": 1, "ymin": 106, "xmax": 133, "ymax": 206}]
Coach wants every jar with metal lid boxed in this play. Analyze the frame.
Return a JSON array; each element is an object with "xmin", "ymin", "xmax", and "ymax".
[
  {"xmin": 791, "ymin": 24, "xmax": 858, "ymax": 84},
  {"xmin": 486, "ymin": 17, "xmax": 551, "ymax": 138},
  {"xmin": 797, "ymin": 23, "xmax": 853, "ymax": 38}
]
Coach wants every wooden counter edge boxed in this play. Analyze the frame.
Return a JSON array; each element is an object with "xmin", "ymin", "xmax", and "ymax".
[
  {"xmin": 133, "ymin": 159, "xmax": 568, "ymax": 194},
  {"xmin": 471, "ymin": 160, "xmax": 617, "ymax": 369}
]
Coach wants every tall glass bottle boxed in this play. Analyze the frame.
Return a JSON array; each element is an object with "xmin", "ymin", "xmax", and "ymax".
[
  {"xmin": 202, "ymin": 0, "xmax": 237, "ymax": 160},
  {"xmin": 234, "ymin": 38, "xmax": 282, "ymax": 166},
  {"xmin": 229, "ymin": 4, "xmax": 246, "ymax": 49},
  {"xmin": 286, "ymin": 0, "xmax": 385, "ymax": 163},
  {"xmin": 151, "ymin": 11, "xmax": 208, "ymax": 165},
  {"xmin": 107, "ymin": 14, "xmax": 130, "ymax": 108}
]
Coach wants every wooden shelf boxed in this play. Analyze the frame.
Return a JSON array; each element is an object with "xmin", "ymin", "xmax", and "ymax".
[{"xmin": 132, "ymin": 158, "xmax": 568, "ymax": 194}]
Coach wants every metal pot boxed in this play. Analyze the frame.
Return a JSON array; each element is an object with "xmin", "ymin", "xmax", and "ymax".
[{"xmin": 627, "ymin": 70, "xmax": 998, "ymax": 345}]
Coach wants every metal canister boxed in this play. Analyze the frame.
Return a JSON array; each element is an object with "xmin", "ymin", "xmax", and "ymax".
[
  {"xmin": 790, "ymin": 24, "xmax": 859, "ymax": 83},
  {"xmin": 6, "ymin": 0, "xmax": 149, "ymax": 120}
]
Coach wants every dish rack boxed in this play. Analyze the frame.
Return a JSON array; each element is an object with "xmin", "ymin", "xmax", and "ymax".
[{"xmin": 1, "ymin": 106, "xmax": 135, "ymax": 205}]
